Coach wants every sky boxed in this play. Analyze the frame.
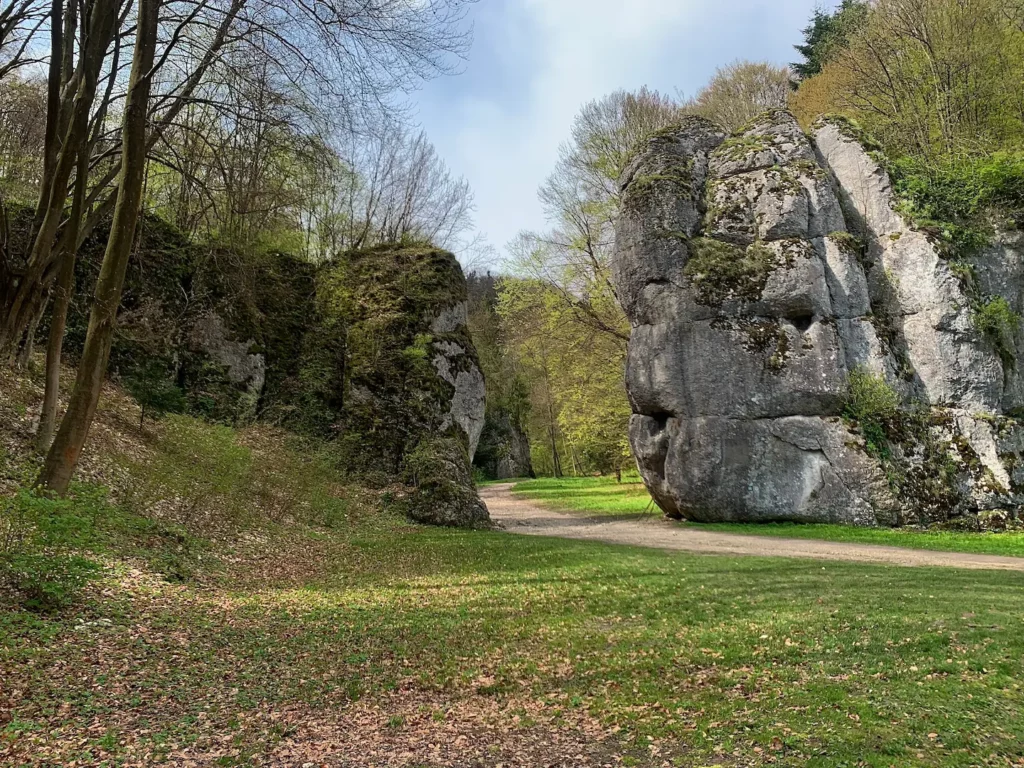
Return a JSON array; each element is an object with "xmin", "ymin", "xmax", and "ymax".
[{"xmin": 410, "ymin": 0, "xmax": 839, "ymax": 269}]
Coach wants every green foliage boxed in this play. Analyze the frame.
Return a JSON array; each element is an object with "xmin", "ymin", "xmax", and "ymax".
[
  {"xmin": 315, "ymin": 244, "xmax": 477, "ymax": 476},
  {"xmin": 119, "ymin": 415, "xmax": 253, "ymax": 528},
  {"xmin": 828, "ymin": 230, "xmax": 866, "ymax": 257},
  {"xmin": 974, "ymin": 296, "xmax": 1021, "ymax": 367},
  {"xmin": 890, "ymin": 153, "xmax": 1024, "ymax": 256},
  {"xmin": 497, "ymin": 275, "xmax": 631, "ymax": 478},
  {"xmin": 0, "ymin": 488, "xmax": 105, "ymax": 612},
  {"xmin": 843, "ymin": 368, "xmax": 900, "ymax": 458},
  {"xmin": 684, "ymin": 238, "xmax": 776, "ymax": 305},
  {"xmin": 123, "ymin": 360, "xmax": 187, "ymax": 426},
  {"xmin": 3, "ymin": 553, "xmax": 100, "ymax": 613},
  {"xmin": 792, "ymin": 0, "xmax": 869, "ymax": 80},
  {"xmin": 794, "ymin": 0, "xmax": 1024, "ymax": 158},
  {"xmin": 401, "ymin": 333, "xmax": 433, "ymax": 363}
]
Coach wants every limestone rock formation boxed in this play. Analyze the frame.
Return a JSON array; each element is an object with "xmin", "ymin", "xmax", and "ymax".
[
  {"xmin": 67, "ymin": 221, "xmax": 488, "ymax": 527},
  {"xmin": 613, "ymin": 110, "xmax": 1024, "ymax": 526},
  {"xmin": 327, "ymin": 245, "xmax": 489, "ymax": 528},
  {"xmin": 475, "ymin": 411, "xmax": 535, "ymax": 480}
]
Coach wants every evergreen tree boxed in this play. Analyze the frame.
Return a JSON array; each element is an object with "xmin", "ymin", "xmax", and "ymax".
[{"xmin": 792, "ymin": 1, "xmax": 869, "ymax": 80}]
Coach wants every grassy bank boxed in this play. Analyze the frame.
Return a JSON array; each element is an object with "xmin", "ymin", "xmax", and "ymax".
[
  {"xmin": 511, "ymin": 476, "xmax": 1024, "ymax": 558},
  {"xmin": 5, "ymin": 501, "xmax": 1024, "ymax": 766}
]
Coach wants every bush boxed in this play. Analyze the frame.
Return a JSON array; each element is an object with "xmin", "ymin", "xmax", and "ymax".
[
  {"xmin": 974, "ymin": 296, "xmax": 1020, "ymax": 366},
  {"xmin": 844, "ymin": 368, "xmax": 901, "ymax": 457},
  {"xmin": 4, "ymin": 553, "xmax": 101, "ymax": 612},
  {"xmin": 123, "ymin": 359, "xmax": 187, "ymax": 427},
  {"xmin": 890, "ymin": 153, "xmax": 1024, "ymax": 255},
  {"xmin": 684, "ymin": 238, "xmax": 777, "ymax": 305}
]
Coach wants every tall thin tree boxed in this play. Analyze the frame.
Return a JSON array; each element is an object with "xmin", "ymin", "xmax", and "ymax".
[{"xmin": 39, "ymin": 0, "xmax": 161, "ymax": 493}]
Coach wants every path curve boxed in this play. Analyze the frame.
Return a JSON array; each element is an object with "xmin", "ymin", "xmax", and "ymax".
[{"xmin": 481, "ymin": 483, "xmax": 1024, "ymax": 572}]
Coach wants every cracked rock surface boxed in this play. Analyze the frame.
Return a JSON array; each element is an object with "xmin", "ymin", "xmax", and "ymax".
[{"xmin": 613, "ymin": 110, "xmax": 1024, "ymax": 526}]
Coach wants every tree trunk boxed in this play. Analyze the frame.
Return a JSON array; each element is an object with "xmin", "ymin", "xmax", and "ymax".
[
  {"xmin": 32, "ymin": 0, "xmax": 64, "ymax": 240},
  {"xmin": 36, "ymin": 150, "xmax": 88, "ymax": 452},
  {"xmin": 0, "ymin": 0, "xmax": 118, "ymax": 359},
  {"xmin": 15, "ymin": 294, "xmax": 47, "ymax": 368},
  {"xmin": 39, "ymin": 0, "xmax": 161, "ymax": 494}
]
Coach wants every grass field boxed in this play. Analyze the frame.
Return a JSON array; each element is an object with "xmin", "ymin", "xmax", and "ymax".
[
  {"xmin": 5, "ymin": 510, "xmax": 1024, "ymax": 766},
  {"xmin": 511, "ymin": 476, "xmax": 1024, "ymax": 559},
  {"xmin": 4, "ymin": 371, "xmax": 1024, "ymax": 766},
  {"xmin": 511, "ymin": 475, "xmax": 655, "ymax": 516}
]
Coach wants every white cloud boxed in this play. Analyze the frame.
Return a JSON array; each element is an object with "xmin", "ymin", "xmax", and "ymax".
[{"xmin": 416, "ymin": 0, "xmax": 826, "ymax": 268}]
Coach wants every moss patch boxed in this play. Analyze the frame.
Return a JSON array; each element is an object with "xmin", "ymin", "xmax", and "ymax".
[{"xmin": 684, "ymin": 238, "xmax": 778, "ymax": 306}]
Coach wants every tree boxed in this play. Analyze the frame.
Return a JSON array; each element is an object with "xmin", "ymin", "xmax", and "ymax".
[
  {"xmin": 466, "ymin": 271, "xmax": 533, "ymax": 478},
  {"xmin": 0, "ymin": 0, "xmax": 477, "ymax": 360},
  {"xmin": 792, "ymin": 0, "xmax": 1024, "ymax": 157},
  {"xmin": 791, "ymin": 0, "xmax": 870, "ymax": 81},
  {"xmin": 39, "ymin": 0, "xmax": 162, "ymax": 493},
  {"xmin": 501, "ymin": 88, "xmax": 681, "ymax": 476},
  {"xmin": 334, "ymin": 125, "xmax": 475, "ymax": 253},
  {"xmin": 0, "ymin": 0, "xmax": 124, "ymax": 362},
  {"xmin": 681, "ymin": 60, "xmax": 792, "ymax": 131},
  {"xmin": 0, "ymin": 0, "xmax": 46, "ymax": 81},
  {"xmin": 21, "ymin": 0, "xmax": 475, "ymax": 489}
]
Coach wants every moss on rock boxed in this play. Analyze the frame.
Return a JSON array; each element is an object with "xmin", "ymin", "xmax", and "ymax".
[{"xmin": 684, "ymin": 238, "xmax": 778, "ymax": 305}]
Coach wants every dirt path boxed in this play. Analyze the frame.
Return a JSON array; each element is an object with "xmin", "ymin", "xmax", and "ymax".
[{"xmin": 481, "ymin": 483, "xmax": 1024, "ymax": 572}]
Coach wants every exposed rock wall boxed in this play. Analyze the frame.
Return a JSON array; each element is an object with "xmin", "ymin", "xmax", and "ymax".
[
  {"xmin": 329, "ymin": 245, "xmax": 488, "ymax": 527},
  {"xmin": 475, "ymin": 411, "xmax": 535, "ymax": 480},
  {"xmin": 67, "ymin": 224, "xmax": 488, "ymax": 527},
  {"xmin": 613, "ymin": 110, "xmax": 1024, "ymax": 526}
]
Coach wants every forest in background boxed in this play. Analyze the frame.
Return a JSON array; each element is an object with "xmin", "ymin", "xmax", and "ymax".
[{"xmin": 481, "ymin": 0, "xmax": 1024, "ymax": 479}]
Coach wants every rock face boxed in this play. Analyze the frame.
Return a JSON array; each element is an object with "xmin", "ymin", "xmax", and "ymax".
[
  {"xmin": 475, "ymin": 411, "xmax": 535, "ymax": 480},
  {"xmin": 328, "ymin": 245, "xmax": 489, "ymax": 528},
  {"xmin": 613, "ymin": 110, "xmax": 1024, "ymax": 526},
  {"xmin": 68, "ymin": 223, "xmax": 488, "ymax": 527}
]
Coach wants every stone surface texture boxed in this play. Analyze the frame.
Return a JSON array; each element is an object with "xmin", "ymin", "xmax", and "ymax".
[{"xmin": 613, "ymin": 110, "xmax": 1024, "ymax": 526}]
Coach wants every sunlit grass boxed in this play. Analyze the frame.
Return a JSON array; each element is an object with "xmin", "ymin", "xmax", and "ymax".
[
  {"xmin": 510, "ymin": 475, "xmax": 656, "ymax": 516},
  {"xmin": 512, "ymin": 476, "xmax": 1024, "ymax": 557},
  {"xmin": 6, "ymin": 522, "xmax": 1024, "ymax": 766}
]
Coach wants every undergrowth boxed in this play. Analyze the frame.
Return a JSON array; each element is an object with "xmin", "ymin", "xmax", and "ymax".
[
  {"xmin": 842, "ymin": 367, "xmax": 900, "ymax": 459},
  {"xmin": 890, "ymin": 152, "xmax": 1024, "ymax": 257}
]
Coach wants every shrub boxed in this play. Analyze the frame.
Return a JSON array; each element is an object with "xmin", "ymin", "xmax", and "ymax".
[
  {"xmin": 123, "ymin": 359, "xmax": 187, "ymax": 427},
  {"xmin": 4, "ymin": 553, "xmax": 101, "ymax": 612},
  {"xmin": 890, "ymin": 153, "xmax": 1024, "ymax": 255},
  {"xmin": 844, "ymin": 368, "xmax": 901, "ymax": 457},
  {"xmin": 974, "ymin": 296, "xmax": 1020, "ymax": 367}
]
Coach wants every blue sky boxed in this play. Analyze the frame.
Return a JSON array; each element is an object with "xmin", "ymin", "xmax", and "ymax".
[{"xmin": 411, "ymin": 0, "xmax": 837, "ymax": 268}]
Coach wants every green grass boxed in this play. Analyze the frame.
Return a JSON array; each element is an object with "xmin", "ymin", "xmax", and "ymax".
[
  {"xmin": 512, "ymin": 476, "xmax": 1024, "ymax": 558},
  {"xmin": 5, "ymin": 371, "xmax": 1024, "ymax": 765},
  {"xmin": 5, "ymin": 519, "xmax": 1024, "ymax": 766},
  {"xmin": 694, "ymin": 520, "xmax": 1024, "ymax": 558},
  {"xmin": 511, "ymin": 475, "xmax": 656, "ymax": 516}
]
